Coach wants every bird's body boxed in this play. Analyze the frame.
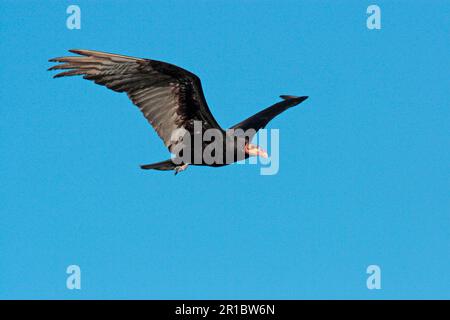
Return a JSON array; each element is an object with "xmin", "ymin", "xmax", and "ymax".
[{"xmin": 49, "ymin": 49, "xmax": 308, "ymax": 174}]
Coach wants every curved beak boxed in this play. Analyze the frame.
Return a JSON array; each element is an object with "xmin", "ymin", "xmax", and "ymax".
[{"xmin": 258, "ymin": 148, "xmax": 268, "ymax": 158}]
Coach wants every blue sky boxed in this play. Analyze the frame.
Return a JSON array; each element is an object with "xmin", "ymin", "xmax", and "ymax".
[{"xmin": 1, "ymin": 0, "xmax": 449, "ymax": 299}]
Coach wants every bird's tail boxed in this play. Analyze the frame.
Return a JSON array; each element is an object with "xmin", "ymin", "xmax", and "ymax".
[{"xmin": 140, "ymin": 159, "xmax": 177, "ymax": 171}]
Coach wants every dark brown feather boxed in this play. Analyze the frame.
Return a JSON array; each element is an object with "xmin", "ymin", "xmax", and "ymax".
[
  {"xmin": 231, "ymin": 95, "xmax": 308, "ymax": 141},
  {"xmin": 49, "ymin": 49, "xmax": 223, "ymax": 152}
]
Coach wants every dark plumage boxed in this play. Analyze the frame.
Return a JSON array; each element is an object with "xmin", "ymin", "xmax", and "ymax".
[{"xmin": 49, "ymin": 49, "xmax": 308, "ymax": 174}]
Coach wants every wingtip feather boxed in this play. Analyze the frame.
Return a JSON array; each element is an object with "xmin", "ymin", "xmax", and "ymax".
[
  {"xmin": 280, "ymin": 95, "xmax": 308, "ymax": 102},
  {"xmin": 68, "ymin": 49, "xmax": 89, "ymax": 55}
]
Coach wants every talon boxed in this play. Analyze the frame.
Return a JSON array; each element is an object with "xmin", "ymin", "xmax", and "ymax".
[{"xmin": 174, "ymin": 164, "xmax": 189, "ymax": 175}]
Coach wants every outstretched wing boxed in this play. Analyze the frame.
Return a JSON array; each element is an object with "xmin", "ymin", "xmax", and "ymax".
[
  {"xmin": 230, "ymin": 95, "xmax": 308, "ymax": 140},
  {"xmin": 49, "ymin": 49, "xmax": 223, "ymax": 152}
]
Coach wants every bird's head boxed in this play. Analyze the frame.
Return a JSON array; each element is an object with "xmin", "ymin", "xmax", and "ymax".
[{"xmin": 244, "ymin": 143, "xmax": 268, "ymax": 158}]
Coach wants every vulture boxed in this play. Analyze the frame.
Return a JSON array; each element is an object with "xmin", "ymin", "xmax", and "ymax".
[{"xmin": 49, "ymin": 49, "xmax": 308, "ymax": 174}]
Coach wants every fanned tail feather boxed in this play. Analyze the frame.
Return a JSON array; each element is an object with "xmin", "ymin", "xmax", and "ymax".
[{"xmin": 140, "ymin": 159, "xmax": 177, "ymax": 171}]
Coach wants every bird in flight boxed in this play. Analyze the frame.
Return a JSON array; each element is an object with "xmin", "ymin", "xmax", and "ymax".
[{"xmin": 49, "ymin": 49, "xmax": 308, "ymax": 174}]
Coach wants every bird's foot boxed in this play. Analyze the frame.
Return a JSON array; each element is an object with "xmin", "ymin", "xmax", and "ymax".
[{"xmin": 174, "ymin": 164, "xmax": 189, "ymax": 175}]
